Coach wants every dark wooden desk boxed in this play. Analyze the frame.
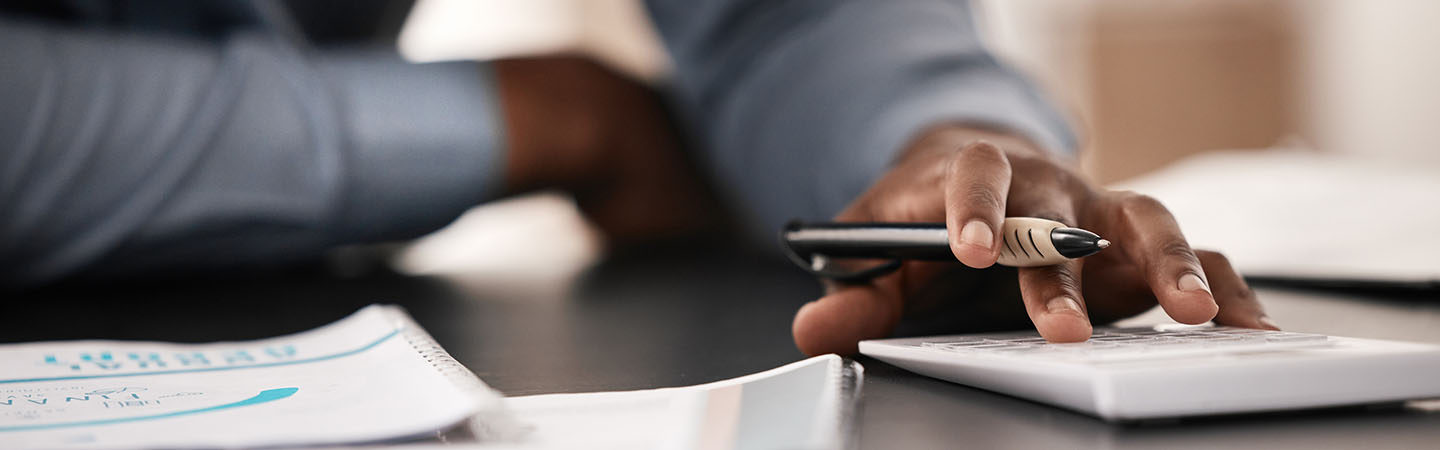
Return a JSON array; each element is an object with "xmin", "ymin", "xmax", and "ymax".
[{"xmin": 9, "ymin": 249, "xmax": 1440, "ymax": 449}]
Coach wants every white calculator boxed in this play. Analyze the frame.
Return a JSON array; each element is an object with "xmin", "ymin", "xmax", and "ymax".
[{"xmin": 859, "ymin": 326, "xmax": 1440, "ymax": 421}]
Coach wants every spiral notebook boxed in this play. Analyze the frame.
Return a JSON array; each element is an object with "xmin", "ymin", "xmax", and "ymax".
[{"xmin": 0, "ymin": 305, "xmax": 507, "ymax": 449}]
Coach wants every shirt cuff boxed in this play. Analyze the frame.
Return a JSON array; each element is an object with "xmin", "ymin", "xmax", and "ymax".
[
  {"xmin": 868, "ymin": 65, "xmax": 1079, "ymax": 165},
  {"xmin": 317, "ymin": 52, "xmax": 506, "ymax": 243}
]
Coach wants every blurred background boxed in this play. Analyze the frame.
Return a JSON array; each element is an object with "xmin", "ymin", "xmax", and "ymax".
[
  {"xmin": 394, "ymin": 0, "xmax": 1440, "ymax": 180},
  {"xmin": 391, "ymin": 0, "xmax": 1440, "ymax": 288}
]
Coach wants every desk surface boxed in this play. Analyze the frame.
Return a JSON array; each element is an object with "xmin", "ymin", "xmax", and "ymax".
[{"xmin": 9, "ymin": 249, "xmax": 1440, "ymax": 449}]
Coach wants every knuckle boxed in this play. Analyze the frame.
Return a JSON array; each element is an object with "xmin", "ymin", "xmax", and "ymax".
[
  {"xmin": 1107, "ymin": 192, "xmax": 1184, "ymax": 237},
  {"xmin": 954, "ymin": 141, "xmax": 1012, "ymax": 174},
  {"xmin": 1052, "ymin": 268, "xmax": 1082, "ymax": 294},
  {"xmin": 1027, "ymin": 210, "xmax": 1078, "ymax": 227},
  {"xmin": 1233, "ymin": 284, "xmax": 1258, "ymax": 301},
  {"xmin": 1033, "ymin": 264, "xmax": 1083, "ymax": 295},
  {"xmin": 1158, "ymin": 240, "xmax": 1198, "ymax": 261},
  {"xmin": 962, "ymin": 140, "xmax": 1007, "ymax": 160},
  {"xmin": 962, "ymin": 184, "xmax": 1005, "ymax": 211},
  {"xmin": 1118, "ymin": 192, "xmax": 1170, "ymax": 217},
  {"xmin": 1196, "ymin": 250, "xmax": 1232, "ymax": 267},
  {"xmin": 1047, "ymin": 167, "xmax": 1085, "ymax": 194}
]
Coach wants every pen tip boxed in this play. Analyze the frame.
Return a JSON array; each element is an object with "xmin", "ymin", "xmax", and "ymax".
[{"xmin": 1096, "ymin": 239, "xmax": 1111, "ymax": 249}]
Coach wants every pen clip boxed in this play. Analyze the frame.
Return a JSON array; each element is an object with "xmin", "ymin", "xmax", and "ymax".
[{"xmin": 780, "ymin": 220, "xmax": 904, "ymax": 283}]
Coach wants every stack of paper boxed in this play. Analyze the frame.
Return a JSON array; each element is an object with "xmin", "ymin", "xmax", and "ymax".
[{"xmin": 1, "ymin": 306, "xmax": 862, "ymax": 450}]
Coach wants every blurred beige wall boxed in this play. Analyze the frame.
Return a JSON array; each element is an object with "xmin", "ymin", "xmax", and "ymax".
[
  {"xmin": 1294, "ymin": 0, "xmax": 1440, "ymax": 166},
  {"xmin": 977, "ymin": 0, "xmax": 1300, "ymax": 183},
  {"xmin": 980, "ymin": 0, "xmax": 1440, "ymax": 183}
]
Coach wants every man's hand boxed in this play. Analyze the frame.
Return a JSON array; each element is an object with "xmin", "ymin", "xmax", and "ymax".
[
  {"xmin": 792, "ymin": 125, "xmax": 1277, "ymax": 356},
  {"xmin": 495, "ymin": 56, "xmax": 721, "ymax": 244}
]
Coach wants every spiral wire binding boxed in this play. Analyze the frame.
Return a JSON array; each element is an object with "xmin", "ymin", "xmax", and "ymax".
[
  {"xmin": 378, "ymin": 305, "xmax": 525, "ymax": 442},
  {"xmin": 811, "ymin": 356, "xmax": 865, "ymax": 450}
]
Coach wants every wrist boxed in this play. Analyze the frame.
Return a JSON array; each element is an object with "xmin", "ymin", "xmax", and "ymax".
[
  {"xmin": 495, "ymin": 57, "xmax": 620, "ymax": 195},
  {"xmin": 492, "ymin": 56, "xmax": 724, "ymax": 243}
]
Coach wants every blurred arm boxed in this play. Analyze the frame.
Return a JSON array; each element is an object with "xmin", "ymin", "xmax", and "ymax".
[
  {"xmin": 643, "ymin": 0, "xmax": 1077, "ymax": 237},
  {"xmin": 0, "ymin": 17, "xmax": 505, "ymax": 285}
]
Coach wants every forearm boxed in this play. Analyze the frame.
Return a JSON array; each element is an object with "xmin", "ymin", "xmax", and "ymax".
[
  {"xmin": 0, "ymin": 17, "xmax": 505, "ymax": 285},
  {"xmin": 646, "ymin": 0, "xmax": 1077, "ymax": 237}
]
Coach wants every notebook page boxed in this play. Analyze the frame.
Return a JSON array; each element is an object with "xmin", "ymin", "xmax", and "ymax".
[
  {"xmin": 442, "ymin": 355, "xmax": 863, "ymax": 450},
  {"xmin": 0, "ymin": 305, "xmax": 506, "ymax": 449}
]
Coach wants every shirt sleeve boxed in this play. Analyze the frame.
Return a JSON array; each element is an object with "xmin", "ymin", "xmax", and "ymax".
[
  {"xmin": 643, "ymin": 0, "xmax": 1077, "ymax": 239},
  {"xmin": 0, "ymin": 16, "xmax": 507, "ymax": 286}
]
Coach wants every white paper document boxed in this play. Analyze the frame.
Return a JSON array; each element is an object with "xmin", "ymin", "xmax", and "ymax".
[
  {"xmin": 0, "ymin": 305, "xmax": 505, "ymax": 449},
  {"xmin": 499, "ymin": 354, "xmax": 860, "ymax": 450},
  {"xmin": 1114, "ymin": 149, "xmax": 1440, "ymax": 285},
  {"xmin": 382, "ymin": 354, "xmax": 863, "ymax": 450}
]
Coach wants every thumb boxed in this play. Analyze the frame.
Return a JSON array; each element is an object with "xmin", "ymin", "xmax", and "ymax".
[{"xmin": 793, "ymin": 283, "xmax": 904, "ymax": 356}]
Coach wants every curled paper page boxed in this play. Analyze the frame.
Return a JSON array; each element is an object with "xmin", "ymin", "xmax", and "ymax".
[{"xmin": 378, "ymin": 355, "xmax": 864, "ymax": 450}]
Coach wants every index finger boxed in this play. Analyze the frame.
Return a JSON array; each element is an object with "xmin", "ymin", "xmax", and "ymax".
[{"xmin": 943, "ymin": 141, "xmax": 1012, "ymax": 268}]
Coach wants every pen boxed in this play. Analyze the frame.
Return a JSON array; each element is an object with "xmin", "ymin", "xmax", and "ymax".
[{"xmin": 781, "ymin": 217, "xmax": 1110, "ymax": 281}]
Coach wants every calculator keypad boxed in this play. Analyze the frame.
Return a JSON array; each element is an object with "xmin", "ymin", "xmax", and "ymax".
[{"xmin": 915, "ymin": 327, "xmax": 1331, "ymax": 362}]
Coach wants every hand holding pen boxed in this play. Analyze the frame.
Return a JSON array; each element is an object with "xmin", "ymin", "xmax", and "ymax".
[
  {"xmin": 784, "ymin": 217, "xmax": 1110, "ymax": 279},
  {"xmin": 786, "ymin": 127, "xmax": 1277, "ymax": 356}
]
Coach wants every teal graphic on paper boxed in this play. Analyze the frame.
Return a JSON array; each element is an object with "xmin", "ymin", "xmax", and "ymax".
[
  {"xmin": 2, "ymin": 330, "xmax": 400, "ymax": 385},
  {"xmin": 0, "ymin": 388, "xmax": 299, "ymax": 432}
]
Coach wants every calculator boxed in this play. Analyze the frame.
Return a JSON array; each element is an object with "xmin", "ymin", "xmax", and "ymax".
[{"xmin": 859, "ymin": 325, "xmax": 1440, "ymax": 421}]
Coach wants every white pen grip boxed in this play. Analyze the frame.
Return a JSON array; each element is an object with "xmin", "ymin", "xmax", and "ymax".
[{"xmin": 995, "ymin": 218, "xmax": 1069, "ymax": 267}]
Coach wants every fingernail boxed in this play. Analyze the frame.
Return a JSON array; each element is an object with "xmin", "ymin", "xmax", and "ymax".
[
  {"xmin": 1177, "ymin": 273, "xmax": 1210, "ymax": 294},
  {"xmin": 1257, "ymin": 315, "xmax": 1281, "ymax": 331},
  {"xmin": 1047, "ymin": 296, "xmax": 1082, "ymax": 315},
  {"xmin": 960, "ymin": 219, "xmax": 993, "ymax": 249}
]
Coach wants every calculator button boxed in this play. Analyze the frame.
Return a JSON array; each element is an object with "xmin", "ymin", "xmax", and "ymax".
[
  {"xmin": 920, "ymin": 341, "xmax": 991, "ymax": 350},
  {"xmin": 1191, "ymin": 336, "xmax": 1255, "ymax": 346},
  {"xmin": 1048, "ymin": 343, "xmax": 1122, "ymax": 351},
  {"xmin": 1143, "ymin": 339, "xmax": 1203, "ymax": 349},
  {"xmin": 1154, "ymin": 332, "xmax": 1205, "ymax": 338},
  {"xmin": 1126, "ymin": 330, "xmax": 1171, "ymax": 336},
  {"xmin": 930, "ymin": 336, "xmax": 985, "ymax": 344},
  {"xmin": 1214, "ymin": 328, "xmax": 1273, "ymax": 335},
  {"xmin": 1092, "ymin": 336, "xmax": 1155, "ymax": 343},
  {"xmin": 989, "ymin": 346, "xmax": 1050, "ymax": 354},
  {"xmin": 1265, "ymin": 333, "xmax": 1328, "ymax": 343},
  {"xmin": 985, "ymin": 337, "xmax": 1048, "ymax": 344},
  {"xmin": 1105, "ymin": 327, "xmax": 1162, "ymax": 334},
  {"xmin": 956, "ymin": 343, "xmax": 1020, "ymax": 351}
]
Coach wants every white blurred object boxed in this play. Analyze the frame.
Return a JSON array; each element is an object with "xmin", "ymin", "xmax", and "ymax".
[
  {"xmin": 1113, "ymin": 148, "xmax": 1440, "ymax": 285},
  {"xmin": 1296, "ymin": 0, "xmax": 1440, "ymax": 165},
  {"xmin": 393, "ymin": 193, "xmax": 603, "ymax": 296},
  {"xmin": 397, "ymin": 0, "xmax": 670, "ymax": 81},
  {"xmin": 399, "ymin": 0, "xmax": 578, "ymax": 60}
]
